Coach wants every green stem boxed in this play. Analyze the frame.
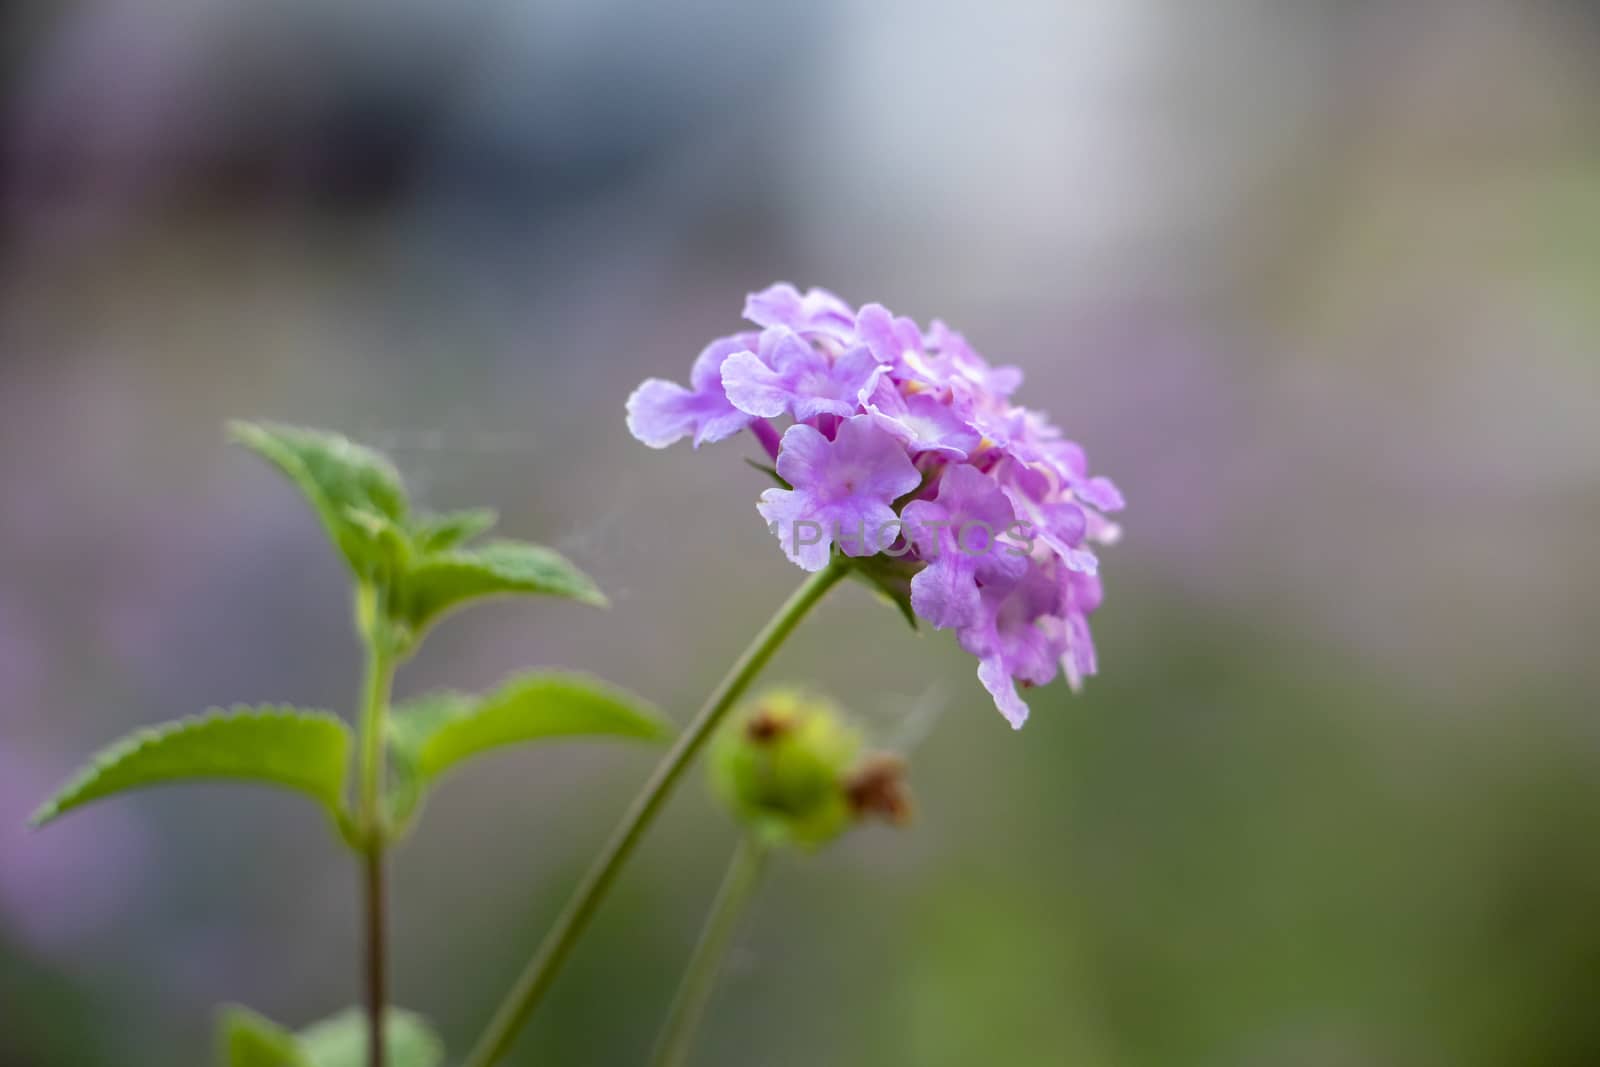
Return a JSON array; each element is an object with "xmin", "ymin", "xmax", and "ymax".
[
  {"xmin": 649, "ymin": 837, "xmax": 768, "ymax": 1067},
  {"xmin": 356, "ymin": 585, "xmax": 397, "ymax": 1067},
  {"xmin": 462, "ymin": 559, "xmax": 851, "ymax": 1067}
]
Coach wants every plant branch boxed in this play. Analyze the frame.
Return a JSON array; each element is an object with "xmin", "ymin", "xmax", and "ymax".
[
  {"xmin": 462, "ymin": 559, "xmax": 850, "ymax": 1067},
  {"xmin": 649, "ymin": 836, "xmax": 768, "ymax": 1067},
  {"xmin": 356, "ymin": 585, "xmax": 397, "ymax": 1067}
]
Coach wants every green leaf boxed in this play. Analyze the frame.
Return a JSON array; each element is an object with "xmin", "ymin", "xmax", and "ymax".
[
  {"xmin": 230, "ymin": 421, "xmax": 409, "ymax": 576},
  {"xmin": 393, "ymin": 672, "xmax": 667, "ymax": 781},
  {"xmin": 387, "ymin": 672, "xmax": 666, "ymax": 824},
  {"xmin": 297, "ymin": 1008, "xmax": 444, "ymax": 1067},
  {"xmin": 217, "ymin": 1007, "xmax": 444, "ymax": 1067},
  {"xmin": 394, "ymin": 540, "xmax": 607, "ymax": 634},
  {"xmin": 849, "ymin": 554, "xmax": 924, "ymax": 632},
  {"xmin": 409, "ymin": 508, "xmax": 498, "ymax": 552},
  {"xmin": 219, "ymin": 1007, "xmax": 310, "ymax": 1067},
  {"xmin": 31, "ymin": 707, "xmax": 352, "ymax": 829}
]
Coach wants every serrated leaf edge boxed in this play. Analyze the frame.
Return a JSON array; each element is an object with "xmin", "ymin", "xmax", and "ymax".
[
  {"xmin": 388, "ymin": 671, "xmax": 667, "ymax": 790},
  {"xmin": 30, "ymin": 705, "xmax": 351, "ymax": 829},
  {"xmin": 401, "ymin": 542, "xmax": 611, "ymax": 627}
]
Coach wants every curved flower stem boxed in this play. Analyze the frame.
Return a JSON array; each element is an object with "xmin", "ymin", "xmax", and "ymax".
[
  {"xmin": 649, "ymin": 836, "xmax": 768, "ymax": 1067},
  {"xmin": 356, "ymin": 585, "xmax": 397, "ymax": 1067},
  {"xmin": 462, "ymin": 559, "xmax": 851, "ymax": 1067}
]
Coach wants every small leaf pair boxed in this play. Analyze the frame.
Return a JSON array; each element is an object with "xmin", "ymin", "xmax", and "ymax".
[{"xmin": 229, "ymin": 421, "xmax": 604, "ymax": 653}]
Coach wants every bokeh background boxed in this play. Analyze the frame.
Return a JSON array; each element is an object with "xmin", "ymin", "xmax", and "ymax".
[{"xmin": 3, "ymin": 1, "xmax": 1598, "ymax": 1064}]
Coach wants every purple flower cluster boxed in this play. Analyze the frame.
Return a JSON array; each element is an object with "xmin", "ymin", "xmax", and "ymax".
[{"xmin": 627, "ymin": 284, "xmax": 1124, "ymax": 728}]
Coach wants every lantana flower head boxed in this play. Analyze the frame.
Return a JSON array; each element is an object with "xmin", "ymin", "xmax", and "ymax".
[{"xmin": 627, "ymin": 283, "xmax": 1125, "ymax": 728}]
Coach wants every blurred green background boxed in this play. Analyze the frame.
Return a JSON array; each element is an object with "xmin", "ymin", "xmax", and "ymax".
[{"xmin": 3, "ymin": 1, "xmax": 1598, "ymax": 1064}]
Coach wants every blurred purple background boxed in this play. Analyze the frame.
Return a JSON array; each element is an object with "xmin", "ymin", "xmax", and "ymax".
[{"xmin": 2, "ymin": 2, "xmax": 1598, "ymax": 1065}]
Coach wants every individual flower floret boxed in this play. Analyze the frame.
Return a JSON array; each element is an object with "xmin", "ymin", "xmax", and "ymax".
[
  {"xmin": 997, "ymin": 461, "xmax": 1096, "ymax": 574},
  {"xmin": 1054, "ymin": 569, "xmax": 1103, "ymax": 693},
  {"xmin": 862, "ymin": 377, "xmax": 982, "ymax": 459},
  {"xmin": 626, "ymin": 334, "xmax": 758, "ymax": 448},
  {"xmin": 957, "ymin": 565, "xmax": 1066, "ymax": 729},
  {"xmin": 855, "ymin": 303, "xmax": 932, "ymax": 378},
  {"xmin": 900, "ymin": 464, "xmax": 1029, "ymax": 629},
  {"xmin": 756, "ymin": 416, "xmax": 920, "ymax": 572},
  {"xmin": 721, "ymin": 327, "xmax": 886, "ymax": 422},
  {"xmin": 743, "ymin": 283, "xmax": 857, "ymax": 341}
]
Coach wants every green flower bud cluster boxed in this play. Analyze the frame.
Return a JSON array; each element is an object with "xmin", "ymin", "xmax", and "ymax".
[{"xmin": 709, "ymin": 687, "xmax": 912, "ymax": 848}]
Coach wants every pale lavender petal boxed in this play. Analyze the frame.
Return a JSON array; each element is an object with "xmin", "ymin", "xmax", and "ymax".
[
  {"xmin": 1031, "ymin": 498, "xmax": 1093, "ymax": 573},
  {"xmin": 625, "ymin": 379, "xmax": 695, "ymax": 448},
  {"xmin": 831, "ymin": 343, "xmax": 888, "ymax": 403},
  {"xmin": 1062, "ymin": 613, "xmax": 1097, "ymax": 692},
  {"xmin": 902, "ymin": 393, "xmax": 983, "ymax": 456},
  {"xmin": 855, "ymin": 303, "xmax": 897, "ymax": 364},
  {"xmin": 720, "ymin": 349, "xmax": 793, "ymax": 418},
  {"xmin": 744, "ymin": 283, "xmax": 855, "ymax": 338},
  {"xmin": 1051, "ymin": 568, "xmax": 1103, "ymax": 690},
  {"xmin": 694, "ymin": 404, "xmax": 761, "ymax": 447},
  {"xmin": 767, "ymin": 421, "xmax": 819, "ymax": 483},
  {"xmin": 977, "ymin": 655, "xmax": 1032, "ymax": 729},
  {"xmin": 744, "ymin": 283, "xmax": 805, "ymax": 327},
  {"xmin": 1079, "ymin": 476, "xmax": 1126, "ymax": 513},
  {"xmin": 956, "ymin": 564, "xmax": 1064, "ymax": 724},
  {"xmin": 929, "ymin": 320, "xmax": 1023, "ymax": 397},
  {"xmin": 932, "ymin": 465, "xmax": 1023, "ymax": 538},
  {"xmin": 826, "ymin": 415, "xmax": 922, "ymax": 501},
  {"xmin": 1086, "ymin": 510, "xmax": 1122, "ymax": 546},
  {"xmin": 689, "ymin": 333, "xmax": 759, "ymax": 391},
  {"xmin": 856, "ymin": 303, "xmax": 922, "ymax": 365},
  {"xmin": 790, "ymin": 343, "xmax": 884, "ymax": 422},
  {"xmin": 865, "ymin": 379, "xmax": 982, "ymax": 458},
  {"xmin": 908, "ymin": 547, "xmax": 982, "ymax": 629},
  {"xmin": 723, "ymin": 329, "xmax": 880, "ymax": 421},
  {"xmin": 986, "ymin": 365, "xmax": 1025, "ymax": 395},
  {"xmin": 625, "ymin": 379, "xmax": 750, "ymax": 449},
  {"xmin": 627, "ymin": 333, "xmax": 755, "ymax": 448},
  {"xmin": 899, "ymin": 496, "xmax": 950, "ymax": 557},
  {"xmin": 1069, "ymin": 570, "xmax": 1105, "ymax": 615},
  {"xmin": 757, "ymin": 486, "xmax": 835, "ymax": 572},
  {"xmin": 826, "ymin": 494, "xmax": 901, "ymax": 559},
  {"xmin": 1043, "ymin": 440, "xmax": 1126, "ymax": 512},
  {"xmin": 1011, "ymin": 616, "xmax": 1064, "ymax": 687},
  {"xmin": 918, "ymin": 465, "xmax": 1029, "ymax": 580},
  {"xmin": 1044, "ymin": 500, "xmax": 1088, "ymax": 549},
  {"xmin": 1050, "ymin": 438, "xmax": 1088, "ymax": 475},
  {"xmin": 1061, "ymin": 546, "xmax": 1101, "ymax": 574},
  {"xmin": 999, "ymin": 463, "xmax": 1096, "ymax": 571},
  {"xmin": 903, "ymin": 471, "xmax": 1003, "ymax": 630}
]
